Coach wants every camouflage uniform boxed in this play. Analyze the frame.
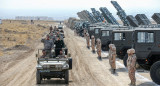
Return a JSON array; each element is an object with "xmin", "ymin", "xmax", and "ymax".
[
  {"xmin": 91, "ymin": 35, "xmax": 95, "ymax": 53},
  {"xmin": 84, "ymin": 29, "xmax": 87, "ymax": 38},
  {"xmin": 110, "ymin": 46, "xmax": 116, "ymax": 73},
  {"xmin": 109, "ymin": 44, "xmax": 114, "ymax": 66},
  {"xmin": 127, "ymin": 49, "xmax": 137, "ymax": 86},
  {"xmin": 86, "ymin": 33, "xmax": 90, "ymax": 49},
  {"xmin": 96, "ymin": 38, "xmax": 101, "ymax": 59}
]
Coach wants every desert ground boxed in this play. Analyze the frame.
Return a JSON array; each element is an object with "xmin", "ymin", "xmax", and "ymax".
[{"xmin": 0, "ymin": 21, "xmax": 159, "ymax": 86}]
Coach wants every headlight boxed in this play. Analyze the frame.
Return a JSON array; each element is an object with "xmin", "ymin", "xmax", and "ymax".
[{"xmin": 62, "ymin": 64, "xmax": 69, "ymax": 69}]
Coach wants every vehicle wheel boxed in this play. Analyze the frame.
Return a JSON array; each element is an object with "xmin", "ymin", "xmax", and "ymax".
[
  {"xmin": 123, "ymin": 54, "xmax": 128, "ymax": 67},
  {"xmin": 139, "ymin": 64, "xmax": 150, "ymax": 70},
  {"xmin": 65, "ymin": 70, "xmax": 69, "ymax": 84},
  {"xmin": 150, "ymin": 61, "xmax": 160, "ymax": 85},
  {"xmin": 36, "ymin": 70, "xmax": 41, "ymax": 84}
]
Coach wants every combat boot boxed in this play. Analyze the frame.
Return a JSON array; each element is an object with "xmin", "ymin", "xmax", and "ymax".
[
  {"xmin": 92, "ymin": 50, "xmax": 95, "ymax": 53},
  {"xmin": 113, "ymin": 69, "xmax": 116, "ymax": 74}
]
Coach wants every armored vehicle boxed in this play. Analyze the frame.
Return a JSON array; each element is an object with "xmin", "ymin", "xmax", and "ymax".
[{"xmin": 36, "ymin": 49, "xmax": 72, "ymax": 84}]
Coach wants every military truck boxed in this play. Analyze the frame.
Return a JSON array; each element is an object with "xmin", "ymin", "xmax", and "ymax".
[
  {"xmin": 112, "ymin": 29, "xmax": 133, "ymax": 59},
  {"xmin": 99, "ymin": 25, "xmax": 129, "ymax": 51},
  {"xmin": 36, "ymin": 49, "xmax": 72, "ymax": 84},
  {"xmin": 122, "ymin": 28, "xmax": 160, "ymax": 70}
]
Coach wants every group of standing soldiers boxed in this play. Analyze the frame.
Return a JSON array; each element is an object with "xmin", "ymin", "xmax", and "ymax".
[
  {"xmin": 84, "ymin": 32, "xmax": 102, "ymax": 59},
  {"xmin": 41, "ymin": 26, "xmax": 65, "ymax": 58},
  {"xmin": 84, "ymin": 31, "xmax": 137, "ymax": 86}
]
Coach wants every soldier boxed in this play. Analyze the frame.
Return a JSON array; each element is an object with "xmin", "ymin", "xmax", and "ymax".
[
  {"xmin": 86, "ymin": 33, "xmax": 90, "ymax": 49},
  {"xmin": 41, "ymin": 35, "xmax": 53, "ymax": 57},
  {"xmin": 54, "ymin": 37, "xmax": 65, "ymax": 57},
  {"xmin": 54, "ymin": 26, "xmax": 57, "ymax": 31},
  {"xmin": 83, "ymin": 29, "xmax": 87, "ymax": 38},
  {"xmin": 110, "ymin": 45, "xmax": 117, "ymax": 74},
  {"xmin": 108, "ymin": 44, "xmax": 114, "ymax": 66},
  {"xmin": 49, "ymin": 26, "xmax": 53, "ymax": 34},
  {"xmin": 57, "ymin": 50, "xmax": 66, "ymax": 58},
  {"xmin": 91, "ymin": 35, "xmax": 95, "ymax": 53},
  {"xmin": 49, "ymin": 33, "xmax": 56, "ymax": 43},
  {"xmin": 40, "ymin": 49, "xmax": 47, "ymax": 58},
  {"xmin": 127, "ymin": 49, "xmax": 137, "ymax": 86},
  {"xmin": 96, "ymin": 38, "xmax": 101, "ymax": 59}
]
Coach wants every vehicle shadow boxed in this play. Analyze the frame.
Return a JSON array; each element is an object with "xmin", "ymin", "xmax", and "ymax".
[
  {"xmin": 116, "ymin": 67, "xmax": 128, "ymax": 73},
  {"xmin": 136, "ymin": 82, "xmax": 157, "ymax": 86},
  {"xmin": 101, "ymin": 56, "xmax": 109, "ymax": 59},
  {"xmin": 36, "ymin": 79, "xmax": 73, "ymax": 86}
]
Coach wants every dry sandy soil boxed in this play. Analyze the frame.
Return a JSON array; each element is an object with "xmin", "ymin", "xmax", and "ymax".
[{"xmin": 0, "ymin": 23, "xmax": 159, "ymax": 86}]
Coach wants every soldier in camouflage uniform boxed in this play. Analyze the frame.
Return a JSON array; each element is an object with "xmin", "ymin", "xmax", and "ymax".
[
  {"xmin": 91, "ymin": 35, "xmax": 95, "ymax": 53},
  {"xmin": 83, "ymin": 29, "xmax": 87, "ymax": 38},
  {"xmin": 86, "ymin": 33, "xmax": 90, "ymax": 49},
  {"xmin": 127, "ymin": 49, "xmax": 137, "ymax": 86},
  {"xmin": 41, "ymin": 35, "xmax": 53, "ymax": 57},
  {"xmin": 110, "ymin": 45, "xmax": 117, "ymax": 74},
  {"xmin": 96, "ymin": 38, "xmax": 101, "ymax": 59},
  {"xmin": 109, "ymin": 44, "xmax": 114, "ymax": 66}
]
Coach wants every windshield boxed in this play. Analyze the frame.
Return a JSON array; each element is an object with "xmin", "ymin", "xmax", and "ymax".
[{"xmin": 137, "ymin": 32, "xmax": 154, "ymax": 43}]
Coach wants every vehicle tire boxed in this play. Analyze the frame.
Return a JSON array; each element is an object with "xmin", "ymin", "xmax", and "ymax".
[
  {"xmin": 139, "ymin": 64, "xmax": 150, "ymax": 70},
  {"xmin": 36, "ymin": 70, "xmax": 41, "ymax": 84},
  {"xmin": 150, "ymin": 61, "xmax": 160, "ymax": 85},
  {"xmin": 69, "ymin": 58, "xmax": 72, "ymax": 69},
  {"xmin": 123, "ymin": 54, "xmax": 128, "ymax": 67},
  {"xmin": 65, "ymin": 70, "xmax": 69, "ymax": 84}
]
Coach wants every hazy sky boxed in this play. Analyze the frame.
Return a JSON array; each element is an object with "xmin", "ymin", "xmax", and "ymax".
[{"xmin": 0, "ymin": 0, "xmax": 160, "ymax": 20}]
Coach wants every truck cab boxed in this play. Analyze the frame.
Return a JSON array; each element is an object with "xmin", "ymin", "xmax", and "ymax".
[
  {"xmin": 112, "ymin": 29, "xmax": 134, "ymax": 59},
  {"xmin": 133, "ymin": 28, "xmax": 160, "ymax": 68}
]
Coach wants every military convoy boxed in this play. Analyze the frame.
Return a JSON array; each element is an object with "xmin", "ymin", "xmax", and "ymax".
[
  {"xmin": 66, "ymin": 1, "xmax": 160, "ymax": 85},
  {"xmin": 36, "ymin": 23, "xmax": 72, "ymax": 84}
]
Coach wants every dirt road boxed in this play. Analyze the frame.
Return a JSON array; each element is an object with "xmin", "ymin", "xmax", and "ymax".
[{"xmin": 0, "ymin": 26, "xmax": 158, "ymax": 86}]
